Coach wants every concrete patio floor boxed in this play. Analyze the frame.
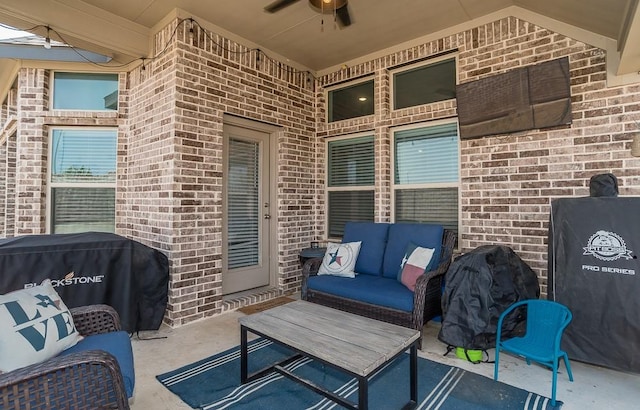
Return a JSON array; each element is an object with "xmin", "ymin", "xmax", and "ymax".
[{"xmin": 129, "ymin": 304, "xmax": 640, "ymax": 409}]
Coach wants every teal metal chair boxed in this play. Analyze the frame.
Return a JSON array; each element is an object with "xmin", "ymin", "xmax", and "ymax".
[{"xmin": 494, "ymin": 299, "xmax": 574, "ymax": 406}]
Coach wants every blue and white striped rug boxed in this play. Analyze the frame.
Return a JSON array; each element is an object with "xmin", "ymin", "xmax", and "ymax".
[{"xmin": 156, "ymin": 338, "xmax": 562, "ymax": 409}]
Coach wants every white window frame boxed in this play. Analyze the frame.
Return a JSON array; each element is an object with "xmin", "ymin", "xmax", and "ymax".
[
  {"xmin": 324, "ymin": 76, "xmax": 375, "ymax": 123},
  {"xmin": 47, "ymin": 126, "xmax": 117, "ymax": 234},
  {"xmin": 50, "ymin": 71, "xmax": 120, "ymax": 112},
  {"xmin": 389, "ymin": 54, "xmax": 458, "ymax": 112},
  {"xmin": 390, "ymin": 118, "xmax": 461, "ymax": 235},
  {"xmin": 325, "ymin": 132, "xmax": 375, "ymax": 239}
]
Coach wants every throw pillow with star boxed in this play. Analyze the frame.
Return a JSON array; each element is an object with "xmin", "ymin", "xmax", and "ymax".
[
  {"xmin": 317, "ymin": 241, "xmax": 362, "ymax": 278},
  {"xmin": 397, "ymin": 242, "xmax": 435, "ymax": 291},
  {"xmin": 0, "ymin": 279, "xmax": 83, "ymax": 372}
]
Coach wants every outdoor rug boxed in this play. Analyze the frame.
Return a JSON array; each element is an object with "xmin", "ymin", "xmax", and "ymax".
[{"xmin": 157, "ymin": 338, "xmax": 562, "ymax": 410}]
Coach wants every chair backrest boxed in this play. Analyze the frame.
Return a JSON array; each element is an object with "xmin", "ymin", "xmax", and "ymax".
[
  {"xmin": 382, "ymin": 223, "xmax": 444, "ymax": 279},
  {"xmin": 342, "ymin": 222, "xmax": 390, "ymax": 276},
  {"xmin": 511, "ymin": 299, "xmax": 572, "ymax": 352}
]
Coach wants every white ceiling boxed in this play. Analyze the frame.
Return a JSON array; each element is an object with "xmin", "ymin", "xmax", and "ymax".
[{"xmin": 0, "ymin": 0, "xmax": 638, "ymax": 75}]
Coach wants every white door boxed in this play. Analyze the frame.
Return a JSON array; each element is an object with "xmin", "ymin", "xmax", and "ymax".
[{"xmin": 222, "ymin": 123, "xmax": 271, "ymax": 295}]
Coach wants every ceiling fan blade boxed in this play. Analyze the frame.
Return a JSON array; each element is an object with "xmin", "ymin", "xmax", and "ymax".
[
  {"xmin": 336, "ymin": 5, "xmax": 351, "ymax": 27},
  {"xmin": 264, "ymin": 0, "xmax": 300, "ymax": 13}
]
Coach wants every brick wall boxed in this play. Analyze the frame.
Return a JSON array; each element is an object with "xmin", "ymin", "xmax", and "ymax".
[
  {"xmin": 316, "ymin": 16, "xmax": 640, "ymax": 296},
  {"xmin": 0, "ymin": 85, "xmax": 16, "ymax": 234},
  {"xmin": 0, "ymin": 68, "xmax": 124, "ymax": 237},
  {"xmin": 0, "ymin": 133, "xmax": 16, "ymax": 236},
  {"xmin": 13, "ymin": 68, "xmax": 49, "ymax": 234},
  {"xmin": 125, "ymin": 19, "xmax": 317, "ymax": 326},
  {"xmin": 1, "ymin": 13, "xmax": 638, "ymax": 325}
]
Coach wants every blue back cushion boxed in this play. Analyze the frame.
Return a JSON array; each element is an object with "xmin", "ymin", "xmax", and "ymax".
[
  {"xmin": 60, "ymin": 331, "xmax": 135, "ymax": 398},
  {"xmin": 343, "ymin": 222, "xmax": 389, "ymax": 276},
  {"xmin": 382, "ymin": 223, "xmax": 444, "ymax": 279}
]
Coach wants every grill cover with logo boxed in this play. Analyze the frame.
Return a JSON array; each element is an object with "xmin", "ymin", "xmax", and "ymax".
[
  {"xmin": 0, "ymin": 232, "xmax": 169, "ymax": 333},
  {"xmin": 548, "ymin": 197, "xmax": 640, "ymax": 373}
]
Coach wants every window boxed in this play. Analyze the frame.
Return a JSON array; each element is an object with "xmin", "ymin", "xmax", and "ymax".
[
  {"xmin": 49, "ymin": 129, "xmax": 117, "ymax": 234},
  {"xmin": 393, "ymin": 121, "xmax": 459, "ymax": 235},
  {"xmin": 392, "ymin": 57, "xmax": 456, "ymax": 110},
  {"xmin": 52, "ymin": 72, "xmax": 119, "ymax": 110},
  {"xmin": 327, "ymin": 78, "xmax": 374, "ymax": 122},
  {"xmin": 326, "ymin": 135, "xmax": 375, "ymax": 237}
]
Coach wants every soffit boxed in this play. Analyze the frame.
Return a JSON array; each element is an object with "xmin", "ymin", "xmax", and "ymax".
[{"xmin": 0, "ymin": 0, "xmax": 636, "ymax": 73}]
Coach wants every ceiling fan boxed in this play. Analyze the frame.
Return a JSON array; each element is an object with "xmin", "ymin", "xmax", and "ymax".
[{"xmin": 264, "ymin": 0, "xmax": 352, "ymax": 27}]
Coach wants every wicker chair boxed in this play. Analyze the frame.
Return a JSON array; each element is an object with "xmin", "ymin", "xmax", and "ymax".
[
  {"xmin": 0, "ymin": 304, "xmax": 130, "ymax": 410},
  {"xmin": 302, "ymin": 229, "xmax": 456, "ymax": 347}
]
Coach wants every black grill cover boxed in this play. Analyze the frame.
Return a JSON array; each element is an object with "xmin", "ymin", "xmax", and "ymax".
[
  {"xmin": 548, "ymin": 197, "xmax": 640, "ymax": 373},
  {"xmin": 438, "ymin": 245, "xmax": 540, "ymax": 350},
  {"xmin": 589, "ymin": 173, "xmax": 618, "ymax": 197},
  {"xmin": 0, "ymin": 232, "xmax": 169, "ymax": 332}
]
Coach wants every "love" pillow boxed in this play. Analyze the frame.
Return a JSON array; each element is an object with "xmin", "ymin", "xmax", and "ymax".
[{"xmin": 0, "ymin": 279, "xmax": 83, "ymax": 372}]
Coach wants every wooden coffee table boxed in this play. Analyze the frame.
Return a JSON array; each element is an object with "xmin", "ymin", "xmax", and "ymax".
[{"xmin": 238, "ymin": 300, "xmax": 419, "ymax": 410}]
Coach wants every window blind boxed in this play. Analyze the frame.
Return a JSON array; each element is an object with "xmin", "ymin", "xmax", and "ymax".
[
  {"xmin": 50, "ymin": 129, "xmax": 117, "ymax": 234},
  {"xmin": 328, "ymin": 190, "xmax": 375, "ymax": 237},
  {"xmin": 394, "ymin": 122, "xmax": 459, "ymax": 237},
  {"xmin": 227, "ymin": 138, "xmax": 260, "ymax": 269},
  {"xmin": 395, "ymin": 188, "xmax": 459, "ymax": 233},
  {"xmin": 394, "ymin": 123, "xmax": 458, "ymax": 184},
  {"xmin": 51, "ymin": 129, "xmax": 117, "ymax": 183},
  {"xmin": 328, "ymin": 135, "xmax": 374, "ymax": 186},
  {"xmin": 52, "ymin": 187, "xmax": 115, "ymax": 233}
]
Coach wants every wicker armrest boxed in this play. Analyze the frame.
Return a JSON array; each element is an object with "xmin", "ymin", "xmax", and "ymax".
[
  {"xmin": 301, "ymin": 257, "xmax": 323, "ymax": 299},
  {"xmin": 71, "ymin": 304, "xmax": 122, "ymax": 335},
  {"xmin": 0, "ymin": 349, "xmax": 130, "ymax": 410},
  {"xmin": 412, "ymin": 229, "xmax": 457, "ymax": 326},
  {"xmin": 302, "ymin": 257, "xmax": 323, "ymax": 277}
]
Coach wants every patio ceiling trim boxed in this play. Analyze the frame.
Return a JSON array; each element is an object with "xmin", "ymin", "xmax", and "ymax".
[
  {"xmin": 0, "ymin": 0, "xmax": 149, "ymax": 63},
  {"xmin": 0, "ymin": 2, "xmax": 638, "ymax": 98},
  {"xmin": 617, "ymin": 0, "xmax": 640, "ymax": 75},
  {"xmin": 0, "ymin": 43, "xmax": 112, "ymax": 63},
  {"xmin": 316, "ymin": 5, "xmax": 640, "ymax": 85},
  {"xmin": 0, "ymin": 59, "xmax": 19, "ymax": 107}
]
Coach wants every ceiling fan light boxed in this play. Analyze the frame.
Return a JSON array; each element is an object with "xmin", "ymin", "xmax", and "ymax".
[{"xmin": 309, "ymin": 0, "xmax": 347, "ymax": 13}]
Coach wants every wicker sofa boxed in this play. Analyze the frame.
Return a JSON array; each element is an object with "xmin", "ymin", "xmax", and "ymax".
[
  {"xmin": 302, "ymin": 222, "xmax": 455, "ymax": 347},
  {"xmin": 0, "ymin": 304, "xmax": 133, "ymax": 410}
]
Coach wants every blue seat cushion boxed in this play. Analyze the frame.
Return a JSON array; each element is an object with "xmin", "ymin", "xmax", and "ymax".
[
  {"xmin": 59, "ymin": 331, "xmax": 135, "ymax": 398},
  {"xmin": 382, "ymin": 223, "xmax": 444, "ymax": 279},
  {"xmin": 343, "ymin": 222, "xmax": 389, "ymax": 276},
  {"xmin": 307, "ymin": 274, "xmax": 414, "ymax": 312}
]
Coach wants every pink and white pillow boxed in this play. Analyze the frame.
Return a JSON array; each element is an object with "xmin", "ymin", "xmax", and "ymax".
[{"xmin": 398, "ymin": 242, "xmax": 435, "ymax": 291}]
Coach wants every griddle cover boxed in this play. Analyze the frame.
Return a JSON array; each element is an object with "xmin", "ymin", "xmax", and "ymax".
[{"xmin": 0, "ymin": 232, "xmax": 169, "ymax": 332}]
